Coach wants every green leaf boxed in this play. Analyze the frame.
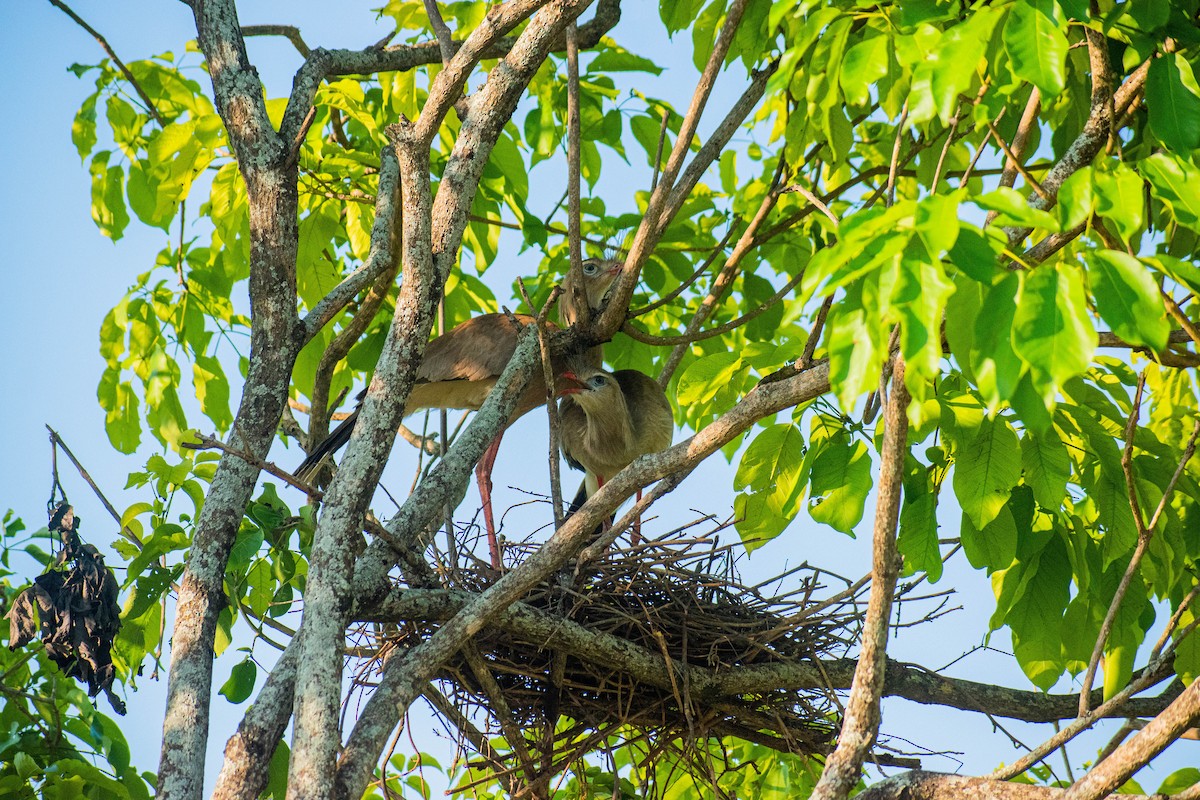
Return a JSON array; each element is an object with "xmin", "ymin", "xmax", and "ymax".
[
  {"xmin": 1092, "ymin": 162, "xmax": 1145, "ymax": 241},
  {"xmin": 219, "ymin": 658, "xmax": 258, "ymax": 703},
  {"xmin": 1156, "ymin": 769, "xmax": 1200, "ymax": 797},
  {"xmin": 72, "ymin": 92, "xmax": 99, "ymax": 161},
  {"xmin": 947, "ymin": 226, "xmax": 1004, "ymax": 283},
  {"xmin": 808, "ymin": 432, "xmax": 872, "ymax": 534},
  {"xmin": 839, "ymin": 35, "xmax": 888, "ymax": 107},
  {"xmin": 826, "ymin": 281, "xmax": 883, "ymax": 408},
  {"xmin": 734, "ymin": 424, "xmax": 805, "ymax": 493},
  {"xmin": 1012, "ymin": 263, "xmax": 1096, "ymax": 392},
  {"xmin": 98, "ymin": 369, "xmax": 141, "ymax": 454},
  {"xmin": 589, "ymin": 43, "xmax": 663, "ymax": 74},
  {"xmin": 973, "ymin": 187, "xmax": 1060, "ymax": 232},
  {"xmin": 677, "ymin": 352, "xmax": 743, "ymax": 406},
  {"xmin": 898, "ymin": 460, "xmax": 942, "ymax": 581},
  {"xmin": 972, "ymin": 274, "xmax": 1024, "ymax": 409},
  {"xmin": 954, "ymin": 415, "xmax": 1021, "ymax": 529},
  {"xmin": 193, "ymin": 354, "xmax": 233, "ymax": 432},
  {"xmin": 1141, "ymin": 153, "xmax": 1200, "ymax": 229},
  {"xmin": 1146, "ymin": 52, "xmax": 1200, "ymax": 152},
  {"xmin": 1008, "ymin": 537, "xmax": 1071, "ymax": 690},
  {"xmin": 960, "ymin": 503, "xmax": 1017, "ymax": 572},
  {"xmin": 89, "ymin": 152, "xmax": 130, "ymax": 241},
  {"xmin": 1003, "ymin": 0, "xmax": 1068, "ymax": 96},
  {"xmin": 1020, "ymin": 428, "xmax": 1069, "ymax": 510},
  {"xmin": 1084, "ymin": 250, "xmax": 1169, "ymax": 350}
]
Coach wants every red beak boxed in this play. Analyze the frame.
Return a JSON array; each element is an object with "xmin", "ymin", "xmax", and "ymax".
[{"xmin": 557, "ymin": 370, "xmax": 584, "ymax": 396}]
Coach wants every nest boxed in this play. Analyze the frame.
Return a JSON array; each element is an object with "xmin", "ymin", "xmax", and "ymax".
[{"xmin": 362, "ymin": 514, "xmax": 868, "ymax": 783}]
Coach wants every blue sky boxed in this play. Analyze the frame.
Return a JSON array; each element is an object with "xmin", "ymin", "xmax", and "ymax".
[{"xmin": 2, "ymin": 0, "xmax": 1195, "ymax": 793}]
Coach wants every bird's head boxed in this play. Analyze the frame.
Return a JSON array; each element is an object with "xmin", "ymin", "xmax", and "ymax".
[
  {"xmin": 559, "ymin": 257, "xmax": 623, "ymax": 326},
  {"xmin": 557, "ymin": 366, "xmax": 619, "ymax": 410}
]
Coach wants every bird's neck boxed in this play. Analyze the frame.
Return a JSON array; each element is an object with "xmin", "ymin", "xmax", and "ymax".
[{"xmin": 584, "ymin": 393, "xmax": 634, "ymax": 457}]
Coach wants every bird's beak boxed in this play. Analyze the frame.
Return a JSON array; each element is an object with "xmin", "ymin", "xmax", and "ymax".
[{"xmin": 556, "ymin": 371, "xmax": 584, "ymax": 396}]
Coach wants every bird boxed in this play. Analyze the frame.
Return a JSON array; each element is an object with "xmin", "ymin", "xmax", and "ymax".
[
  {"xmin": 558, "ymin": 365, "xmax": 673, "ymax": 544},
  {"xmin": 296, "ymin": 257, "xmax": 622, "ymax": 569}
]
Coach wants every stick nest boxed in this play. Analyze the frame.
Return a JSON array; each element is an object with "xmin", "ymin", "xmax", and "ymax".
[{"xmin": 375, "ymin": 517, "xmax": 863, "ymax": 767}]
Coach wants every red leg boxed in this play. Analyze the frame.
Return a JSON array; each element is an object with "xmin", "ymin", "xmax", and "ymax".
[
  {"xmin": 477, "ymin": 432, "xmax": 504, "ymax": 569},
  {"xmin": 631, "ymin": 488, "xmax": 643, "ymax": 546}
]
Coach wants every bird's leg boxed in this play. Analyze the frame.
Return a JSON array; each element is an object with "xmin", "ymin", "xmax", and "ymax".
[
  {"xmin": 631, "ymin": 488, "xmax": 643, "ymax": 546},
  {"xmin": 595, "ymin": 476, "xmax": 610, "ymax": 532},
  {"xmin": 477, "ymin": 432, "xmax": 505, "ymax": 570}
]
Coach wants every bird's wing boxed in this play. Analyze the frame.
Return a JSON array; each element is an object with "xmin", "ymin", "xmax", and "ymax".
[
  {"xmin": 417, "ymin": 314, "xmax": 531, "ymax": 382},
  {"xmin": 615, "ymin": 369, "xmax": 674, "ymax": 455}
]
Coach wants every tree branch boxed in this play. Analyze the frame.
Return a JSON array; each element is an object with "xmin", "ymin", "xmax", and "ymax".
[
  {"xmin": 811, "ymin": 359, "xmax": 909, "ymax": 800},
  {"xmin": 1063, "ymin": 677, "xmax": 1200, "ymax": 800},
  {"xmin": 48, "ymin": 0, "xmax": 165, "ymax": 125}
]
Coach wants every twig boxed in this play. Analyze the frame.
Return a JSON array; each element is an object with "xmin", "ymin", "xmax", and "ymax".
[
  {"xmin": 656, "ymin": 154, "xmax": 788, "ymax": 386},
  {"xmin": 885, "ymin": 103, "xmax": 909, "ymax": 208},
  {"xmin": 629, "ymin": 221, "xmax": 741, "ymax": 318},
  {"xmin": 1150, "ymin": 582, "xmax": 1200, "ymax": 663},
  {"xmin": 801, "ymin": 295, "xmax": 836, "ymax": 368},
  {"xmin": 48, "ymin": 0, "xmax": 164, "ymax": 125},
  {"xmin": 810, "ymin": 358, "xmax": 909, "ymax": 800},
  {"xmin": 985, "ymin": 119, "xmax": 1048, "ymax": 200},
  {"xmin": 929, "ymin": 99, "xmax": 965, "ymax": 190},
  {"xmin": 650, "ymin": 107, "xmax": 669, "ymax": 192},
  {"xmin": 241, "ymin": 24, "xmax": 311, "ymax": 57},
  {"xmin": 518, "ymin": 278, "xmax": 566, "ymax": 529},
  {"xmin": 459, "ymin": 641, "xmax": 540, "ymax": 785},
  {"xmin": 422, "ymin": 0, "xmax": 457, "ymax": 64},
  {"xmin": 782, "ymin": 182, "xmax": 839, "ymax": 226},
  {"xmin": 183, "ymin": 432, "xmax": 321, "ymax": 497},
  {"xmin": 45, "ymin": 425, "xmax": 143, "ymax": 549},
  {"xmin": 286, "ymin": 105, "xmax": 317, "ymax": 168},
  {"xmin": 564, "ymin": 19, "xmax": 586, "ymax": 327},
  {"xmin": 1079, "ymin": 389, "xmax": 1200, "ymax": 716}
]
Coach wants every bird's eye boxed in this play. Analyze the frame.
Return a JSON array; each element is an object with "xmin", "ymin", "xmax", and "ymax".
[
  {"xmin": 588, "ymin": 376, "xmax": 607, "ymax": 389},
  {"xmin": 583, "ymin": 260, "xmax": 598, "ymax": 275}
]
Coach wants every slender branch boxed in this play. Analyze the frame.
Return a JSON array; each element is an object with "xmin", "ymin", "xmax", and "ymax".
[
  {"xmin": 422, "ymin": 1, "xmax": 458, "ymax": 64},
  {"xmin": 625, "ymin": 267, "xmax": 803, "ymax": 348},
  {"xmin": 48, "ymin": 0, "xmax": 165, "ymax": 125},
  {"xmin": 992, "ymin": 648, "xmax": 1180, "ymax": 780},
  {"xmin": 183, "ymin": 432, "xmax": 320, "ymax": 497},
  {"xmin": 45, "ymin": 426, "xmax": 143, "ymax": 549},
  {"xmin": 1063, "ymin": 678, "xmax": 1200, "ymax": 800},
  {"xmin": 358, "ymin": 585, "xmax": 1179, "ymax": 724},
  {"xmin": 811, "ymin": 359, "xmax": 909, "ymax": 800},
  {"xmin": 628, "ymin": 220, "xmax": 741, "ymax": 317},
  {"xmin": 421, "ymin": 686, "xmax": 523, "ymax": 798},
  {"xmin": 1161, "ymin": 289, "xmax": 1200, "ymax": 349},
  {"xmin": 885, "ymin": 103, "xmax": 909, "ymax": 209},
  {"xmin": 997, "ymin": 89, "xmax": 1042, "ymax": 190},
  {"xmin": 241, "ymin": 24, "xmax": 311, "ymax": 57},
  {"xmin": 596, "ymin": 0, "xmax": 754, "ymax": 337},
  {"xmin": 1080, "ymin": 384, "xmax": 1200, "ymax": 716},
  {"xmin": 656, "ymin": 155, "xmax": 787, "ymax": 385},
  {"xmin": 302, "ymin": 148, "xmax": 401, "ymax": 341},
  {"xmin": 564, "ymin": 19, "xmax": 586, "ymax": 327},
  {"xmin": 985, "ymin": 118, "xmax": 1048, "ymax": 199}
]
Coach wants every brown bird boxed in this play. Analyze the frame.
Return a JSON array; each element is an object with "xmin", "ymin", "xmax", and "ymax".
[
  {"xmin": 559, "ymin": 365, "xmax": 674, "ymax": 543},
  {"xmin": 297, "ymin": 257, "xmax": 622, "ymax": 568}
]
